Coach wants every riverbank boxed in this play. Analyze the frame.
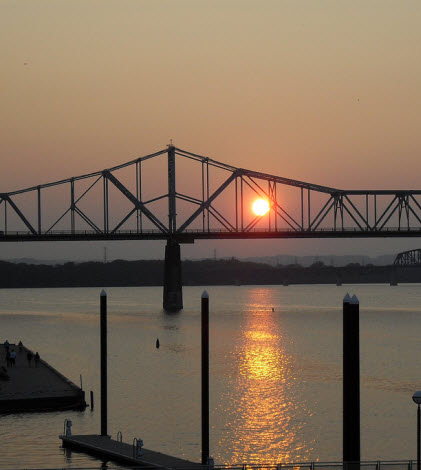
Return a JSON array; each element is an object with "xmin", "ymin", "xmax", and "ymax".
[{"xmin": 0, "ymin": 259, "xmax": 419, "ymax": 288}]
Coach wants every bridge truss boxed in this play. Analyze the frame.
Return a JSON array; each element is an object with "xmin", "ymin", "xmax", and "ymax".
[
  {"xmin": 393, "ymin": 248, "xmax": 421, "ymax": 266},
  {"xmin": 1, "ymin": 146, "xmax": 421, "ymax": 242}
]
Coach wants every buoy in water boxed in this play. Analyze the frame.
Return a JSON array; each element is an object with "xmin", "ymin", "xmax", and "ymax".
[{"xmin": 156, "ymin": 338, "xmax": 160, "ymax": 349}]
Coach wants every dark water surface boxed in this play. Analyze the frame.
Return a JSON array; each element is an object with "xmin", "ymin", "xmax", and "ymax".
[{"xmin": 0, "ymin": 284, "xmax": 420, "ymax": 468}]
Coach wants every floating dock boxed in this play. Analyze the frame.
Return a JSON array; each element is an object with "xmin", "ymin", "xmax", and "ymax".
[
  {"xmin": 0, "ymin": 343, "xmax": 86, "ymax": 412},
  {"xmin": 60, "ymin": 434, "xmax": 204, "ymax": 468}
]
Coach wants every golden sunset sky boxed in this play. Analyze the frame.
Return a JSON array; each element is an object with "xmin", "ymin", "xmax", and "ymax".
[{"xmin": 1, "ymin": 1, "xmax": 421, "ymax": 260}]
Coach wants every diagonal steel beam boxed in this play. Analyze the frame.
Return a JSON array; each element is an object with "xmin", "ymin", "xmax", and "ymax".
[
  {"xmin": 408, "ymin": 204, "xmax": 421, "ymax": 225},
  {"xmin": 45, "ymin": 207, "xmax": 71, "ymax": 234},
  {"xmin": 244, "ymin": 214, "xmax": 262, "ymax": 232},
  {"xmin": 410, "ymin": 195, "xmax": 421, "ymax": 214},
  {"xmin": 343, "ymin": 195, "xmax": 370, "ymax": 228},
  {"xmin": 373, "ymin": 196, "xmax": 397, "ymax": 230},
  {"xmin": 208, "ymin": 207, "xmax": 235, "ymax": 232},
  {"xmin": 4, "ymin": 195, "xmax": 37, "ymax": 235},
  {"xmin": 74, "ymin": 206, "xmax": 103, "ymax": 233},
  {"xmin": 311, "ymin": 197, "xmax": 336, "ymax": 231},
  {"xmin": 104, "ymin": 170, "xmax": 168, "ymax": 234},
  {"xmin": 342, "ymin": 203, "xmax": 366, "ymax": 232},
  {"xmin": 309, "ymin": 195, "xmax": 334, "ymax": 230},
  {"xmin": 209, "ymin": 205, "xmax": 236, "ymax": 232},
  {"xmin": 376, "ymin": 198, "xmax": 400, "ymax": 231},
  {"xmin": 244, "ymin": 176, "xmax": 302, "ymax": 230},
  {"xmin": 177, "ymin": 170, "xmax": 239, "ymax": 233},
  {"xmin": 111, "ymin": 207, "xmax": 137, "ymax": 234}
]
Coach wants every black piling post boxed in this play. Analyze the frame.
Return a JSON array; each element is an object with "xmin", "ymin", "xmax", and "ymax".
[
  {"xmin": 100, "ymin": 289, "xmax": 108, "ymax": 436},
  {"xmin": 90, "ymin": 390, "xmax": 94, "ymax": 411},
  {"xmin": 412, "ymin": 392, "xmax": 421, "ymax": 470},
  {"xmin": 201, "ymin": 290, "xmax": 210, "ymax": 465},
  {"xmin": 343, "ymin": 293, "xmax": 360, "ymax": 465}
]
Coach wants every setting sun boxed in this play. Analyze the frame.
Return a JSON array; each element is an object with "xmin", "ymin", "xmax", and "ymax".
[{"xmin": 252, "ymin": 199, "xmax": 270, "ymax": 216}]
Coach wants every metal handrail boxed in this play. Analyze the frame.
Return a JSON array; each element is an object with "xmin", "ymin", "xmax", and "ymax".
[{"xmin": 7, "ymin": 461, "xmax": 419, "ymax": 470}]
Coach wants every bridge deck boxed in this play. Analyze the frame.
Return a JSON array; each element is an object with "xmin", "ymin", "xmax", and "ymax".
[
  {"xmin": 2, "ymin": 228, "xmax": 421, "ymax": 243},
  {"xmin": 60, "ymin": 434, "xmax": 204, "ymax": 468}
]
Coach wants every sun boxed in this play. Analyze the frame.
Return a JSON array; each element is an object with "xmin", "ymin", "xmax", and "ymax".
[{"xmin": 252, "ymin": 199, "xmax": 270, "ymax": 216}]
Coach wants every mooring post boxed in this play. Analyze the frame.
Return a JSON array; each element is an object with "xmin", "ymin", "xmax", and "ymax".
[
  {"xmin": 343, "ymin": 293, "xmax": 360, "ymax": 466},
  {"xmin": 201, "ymin": 290, "xmax": 210, "ymax": 465},
  {"xmin": 163, "ymin": 239, "xmax": 183, "ymax": 311},
  {"xmin": 100, "ymin": 289, "xmax": 108, "ymax": 436},
  {"xmin": 412, "ymin": 392, "xmax": 421, "ymax": 470}
]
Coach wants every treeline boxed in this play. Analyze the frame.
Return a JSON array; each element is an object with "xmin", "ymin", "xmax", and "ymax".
[{"xmin": 0, "ymin": 259, "xmax": 419, "ymax": 288}]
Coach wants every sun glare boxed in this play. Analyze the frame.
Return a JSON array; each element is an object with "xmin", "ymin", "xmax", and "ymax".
[{"xmin": 252, "ymin": 199, "xmax": 270, "ymax": 216}]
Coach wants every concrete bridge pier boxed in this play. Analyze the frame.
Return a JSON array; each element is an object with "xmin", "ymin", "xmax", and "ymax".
[{"xmin": 163, "ymin": 239, "xmax": 183, "ymax": 311}]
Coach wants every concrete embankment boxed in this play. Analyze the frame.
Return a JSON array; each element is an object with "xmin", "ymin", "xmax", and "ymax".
[{"xmin": 0, "ymin": 343, "xmax": 86, "ymax": 412}]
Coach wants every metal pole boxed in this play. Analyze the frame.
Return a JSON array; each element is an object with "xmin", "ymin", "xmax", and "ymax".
[
  {"xmin": 136, "ymin": 160, "xmax": 142, "ymax": 233},
  {"xmin": 168, "ymin": 145, "xmax": 176, "ymax": 233},
  {"xmin": 70, "ymin": 179, "xmax": 75, "ymax": 234},
  {"xmin": 274, "ymin": 182, "xmax": 277, "ymax": 232},
  {"xmin": 235, "ymin": 177, "xmax": 238, "ymax": 232},
  {"xmin": 241, "ymin": 177, "xmax": 244, "ymax": 231},
  {"xmin": 308, "ymin": 189, "xmax": 311, "ymax": 230},
  {"xmin": 100, "ymin": 290, "xmax": 108, "ymax": 436},
  {"xmin": 343, "ymin": 293, "xmax": 360, "ymax": 465},
  {"xmin": 4, "ymin": 199, "xmax": 7, "ymax": 234},
  {"xmin": 417, "ymin": 405, "xmax": 421, "ymax": 470},
  {"xmin": 201, "ymin": 290, "xmax": 210, "ymax": 465},
  {"xmin": 301, "ymin": 187, "xmax": 304, "ymax": 230},
  {"xmin": 207, "ymin": 161, "xmax": 210, "ymax": 232},
  {"xmin": 268, "ymin": 181, "xmax": 271, "ymax": 232},
  {"xmin": 103, "ymin": 176, "xmax": 109, "ymax": 234},
  {"xmin": 374, "ymin": 195, "xmax": 377, "ymax": 230},
  {"xmin": 37, "ymin": 186, "xmax": 42, "ymax": 235},
  {"xmin": 202, "ymin": 162, "xmax": 205, "ymax": 231},
  {"xmin": 366, "ymin": 194, "xmax": 369, "ymax": 231}
]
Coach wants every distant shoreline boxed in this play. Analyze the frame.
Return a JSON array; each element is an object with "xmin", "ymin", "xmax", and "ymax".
[{"xmin": 0, "ymin": 259, "xmax": 419, "ymax": 288}]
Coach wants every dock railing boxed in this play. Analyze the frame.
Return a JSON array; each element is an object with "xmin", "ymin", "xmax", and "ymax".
[
  {"xmin": 213, "ymin": 462, "xmax": 415, "ymax": 470},
  {"xmin": 9, "ymin": 461, "xmax": 417, "ymax": 470}
]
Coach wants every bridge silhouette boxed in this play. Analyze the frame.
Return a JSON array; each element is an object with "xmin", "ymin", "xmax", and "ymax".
[
  {"xmin": 1, "ymin": 145, "xmax": 421, "ymax": 309},
  {"xmin": 393, "ymin": 248, "xmax": 421, "ymax": 266}
]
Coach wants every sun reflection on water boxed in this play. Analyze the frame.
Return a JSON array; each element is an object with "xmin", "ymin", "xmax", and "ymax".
[{"xmin": 215, "ymin": 291, "xmax": 313, "ymax": 464}]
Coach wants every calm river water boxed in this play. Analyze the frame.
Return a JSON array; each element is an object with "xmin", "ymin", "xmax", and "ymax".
[{"xmin": 1, "ymin": 284, "xmax": 421, "ymax": 468}]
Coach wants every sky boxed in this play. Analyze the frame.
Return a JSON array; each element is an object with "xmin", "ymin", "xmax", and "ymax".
[{"xmin": 1, "ymin": 1, "xmax": 421, "ymax": 262}]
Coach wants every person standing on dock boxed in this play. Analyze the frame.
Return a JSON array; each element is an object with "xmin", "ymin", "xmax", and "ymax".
[{"xmin": 9, "ymin": 350, "xmax": 16, "ymax": 367}]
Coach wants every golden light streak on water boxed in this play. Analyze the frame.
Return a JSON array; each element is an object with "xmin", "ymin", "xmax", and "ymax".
[{"xmin": 216, "ymin": 288, "xmax": 313, "ymax": 464}]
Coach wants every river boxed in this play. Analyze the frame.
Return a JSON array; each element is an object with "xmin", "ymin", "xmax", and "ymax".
[{"xmin": 0, "ymin": 284, "xmax": 420, "ymax": 468}]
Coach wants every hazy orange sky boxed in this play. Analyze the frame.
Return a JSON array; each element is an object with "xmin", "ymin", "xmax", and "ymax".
[{"xmin": 1, "ymin": 1, "xmax": 421, "ymax": 261}]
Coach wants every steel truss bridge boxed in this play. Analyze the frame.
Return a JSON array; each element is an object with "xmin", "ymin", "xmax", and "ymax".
[
  {"xmin": 393, "ymin": 248, "xmax": 421, "ymax": 266},
  {"xmin": 1, "ymin": 146, "xmax": 421, "ymax": 309}
]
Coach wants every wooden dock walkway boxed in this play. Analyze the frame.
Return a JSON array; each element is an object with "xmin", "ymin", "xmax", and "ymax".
[
  {"xmin": 0, "ymin": 342, "xmax": 85, "ymax": 412},
  {"xmin": 60, "ymin": 434, "xmax": 205, "ymax": 469}
]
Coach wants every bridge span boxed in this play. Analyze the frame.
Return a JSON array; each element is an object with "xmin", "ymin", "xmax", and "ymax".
[{"xmin": 1, "ymin": 146, "xmax": 421, "ymax": 310}]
